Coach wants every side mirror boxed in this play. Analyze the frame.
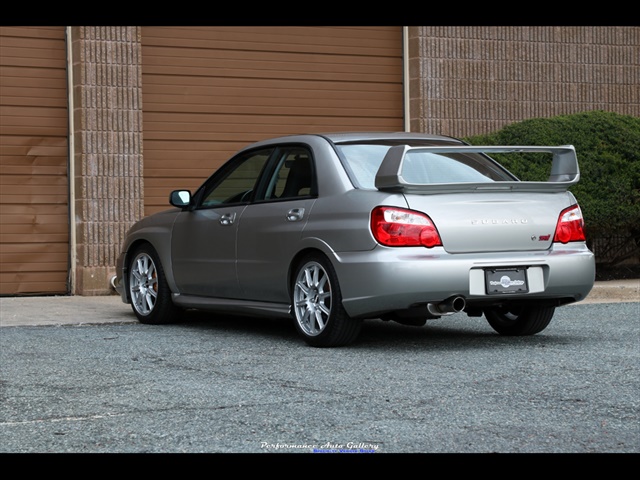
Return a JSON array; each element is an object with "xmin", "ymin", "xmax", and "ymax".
[{"xmin": 170, "ymin": 190, "xmax": 191, "ymax": 208}]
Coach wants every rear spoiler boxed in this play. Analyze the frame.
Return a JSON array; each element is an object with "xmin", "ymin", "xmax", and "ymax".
[{"xmin": 374, "ymin": 145, "xmax": 580, "ymax": 194}]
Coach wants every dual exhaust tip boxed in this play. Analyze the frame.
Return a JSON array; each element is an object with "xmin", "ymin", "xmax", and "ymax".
[{"xmin": 427, "ymin": 295, "xmax": 466, "ymax": 317}]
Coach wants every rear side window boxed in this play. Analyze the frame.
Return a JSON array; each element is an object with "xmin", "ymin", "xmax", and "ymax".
[{"xmin": 263, "ymin": 148, "xmax": 315, "ymax": 200}]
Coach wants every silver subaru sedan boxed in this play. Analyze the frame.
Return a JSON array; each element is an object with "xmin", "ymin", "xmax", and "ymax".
[{"xmin": 114, "ymin": 132, "xmax": 595, "ymax": 347}]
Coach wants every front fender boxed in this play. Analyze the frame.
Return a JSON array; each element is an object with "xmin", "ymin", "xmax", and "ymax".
[{"xmin": 117, "ymin": 210, "xmax": 181, "ymax": 301}]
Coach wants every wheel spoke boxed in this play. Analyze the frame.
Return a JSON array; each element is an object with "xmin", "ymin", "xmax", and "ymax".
[
  {"xmin": 296, "ymin": 279, "xmax": 310, "ymax": 296},
  {"xmin": 304, "ymin": 267, "xmax": 314, "ymax": 288},
  {"xmin": 314, "ymin": 309, "xmax": 326, "ymax": 330},
  {"xmin": 317, "ymin": 302, "xmax": 330, "ymax": 317},
  {"xmin": 144, "ymin": 291, "xmax": 155, "ymax": 312}
]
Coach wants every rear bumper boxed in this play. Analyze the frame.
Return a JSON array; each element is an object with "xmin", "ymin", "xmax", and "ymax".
[{"xmin": 332, "ymin": 243, "xmax": 595, "ymax": 318}]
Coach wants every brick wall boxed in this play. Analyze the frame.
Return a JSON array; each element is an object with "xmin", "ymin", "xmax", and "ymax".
[
  {"xmin": 407, "ymin": 26, "xmax": 639, "ymax": 138},
  {"xmin": 69, "ymin": 26, "xmax": 144, "ymax": 294}
]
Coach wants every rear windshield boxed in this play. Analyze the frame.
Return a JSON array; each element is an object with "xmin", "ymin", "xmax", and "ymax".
[{"xmin": 335, "ymin": 143, "xmax": 514, "ymax": 188}]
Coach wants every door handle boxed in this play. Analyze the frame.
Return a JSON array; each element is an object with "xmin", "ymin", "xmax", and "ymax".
[
  {"xmin": 286, "ymin": 208, "xmax": 305, "ymax": 222},
  {"xmin": 219, "ymin": 212, "xmax": 236, "ymax": 225}
]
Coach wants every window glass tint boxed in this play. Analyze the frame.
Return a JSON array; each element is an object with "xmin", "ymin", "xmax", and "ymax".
[
  {"xmin": 201, "ymin": 150, "xmax": 271, "ymax": 207},
  {"xmin": 265, "ymin": 148, "xmax": 313, "ymax": 200}
]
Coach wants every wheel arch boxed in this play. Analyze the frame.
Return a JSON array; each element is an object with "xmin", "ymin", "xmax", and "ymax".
[
  {"xmin": 120, "ymin": 239, "xmax": 148, "ymax": 303},
  {"xmin": 122, "ymin": 237, "xmax": 177, "ymax": 302},
  {"xmin": 288, "ymin": 248, "xmax": 324, "ymax": 298},
  {"xmin": 287, "ymin": 238, "xmax": 338, "ymax": 298}
]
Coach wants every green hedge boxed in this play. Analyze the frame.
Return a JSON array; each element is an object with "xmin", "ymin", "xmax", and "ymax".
[{"xmin": 464, "ymin": 111, "xmax": 640, "ymax": 266}]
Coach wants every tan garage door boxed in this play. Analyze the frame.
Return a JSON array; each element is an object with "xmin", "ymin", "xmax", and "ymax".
[
  {"xmin": 141, "ymin": 26, "xmax": 404, "ymax": 215},
  {"xmin": 0, "ymin": 26, "xmax": 69, "ymax": 295}
]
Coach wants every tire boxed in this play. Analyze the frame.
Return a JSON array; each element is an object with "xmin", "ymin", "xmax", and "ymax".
[
  {"xmin": 292, "ymin": 254, "xmax": 362, "ymax": 347},
  {"xmin": 483, "ymin": 305, "xmax": 555, "ymax": 336},
  {"xmin": 128, "ymin": 243, "xmax": 180, "ymax": 325}
]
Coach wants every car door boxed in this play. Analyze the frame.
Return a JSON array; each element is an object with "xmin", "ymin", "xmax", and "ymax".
[
  {"xmin": 171, "ymin": 148, "xmax": 273, "ymax": 298},
  {"xmin": 236, "ymin": 147, "xmax": 317, "ymax": 303}
]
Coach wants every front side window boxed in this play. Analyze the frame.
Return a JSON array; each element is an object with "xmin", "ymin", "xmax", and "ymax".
[{"xmin": 199, "ymin": 149, "xmax": 273, "ymax": 207}]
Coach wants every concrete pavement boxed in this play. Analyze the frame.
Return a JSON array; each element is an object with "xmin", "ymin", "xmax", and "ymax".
[
  {"xmin": 0, "ymin": 279, "xmax": 638, "ymax": 328},
  {"xmin": 0, "ymin": 294, "xmax": 134, "ymax": 327}
]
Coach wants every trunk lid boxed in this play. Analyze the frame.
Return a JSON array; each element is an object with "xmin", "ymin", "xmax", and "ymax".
[{"xmin": 404, "ymin": 191, "xmax": 570, "ymax": 253}]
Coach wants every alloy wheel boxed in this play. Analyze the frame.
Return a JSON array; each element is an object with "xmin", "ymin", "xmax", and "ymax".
[
  {"xmin": 129, "ymin": 252, "xmax": 158, "ymax": 316},
  {"xmin": 293, "ymin": 261, "xmax": 332, "ymax": 336}
]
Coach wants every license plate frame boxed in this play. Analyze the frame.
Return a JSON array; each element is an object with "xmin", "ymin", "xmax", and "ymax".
[{"xmin": 485, "ymin": 268, "xmax": 529, "ymax": 295}]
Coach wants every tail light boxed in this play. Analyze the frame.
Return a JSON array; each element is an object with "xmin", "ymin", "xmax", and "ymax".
[
  {"xmin": 553, "ymin": 205, "xmax": 586, "ymax": 243},
  {"xmin": 371, "ymin": 206, "xmax": 442, "ymax": 248}
]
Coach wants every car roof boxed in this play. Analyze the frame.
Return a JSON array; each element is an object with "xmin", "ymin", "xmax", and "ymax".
[
  {"xmin": 318, "ymin": 132, "xmax": 464, "ymax": 144},
  {"xmin": 244, "ymin": 132, "xmax": 465, "ymax": 150}
]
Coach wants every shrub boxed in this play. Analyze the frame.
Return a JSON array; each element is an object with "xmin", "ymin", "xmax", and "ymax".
[{"xmin": 464, "ymin": 111, "xmax": 640, "ymax": 268}]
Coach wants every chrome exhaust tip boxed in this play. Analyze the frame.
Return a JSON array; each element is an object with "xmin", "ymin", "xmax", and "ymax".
[{"xmin": 427, "ymin": 295, "xmax": 466, "ymax": 316}]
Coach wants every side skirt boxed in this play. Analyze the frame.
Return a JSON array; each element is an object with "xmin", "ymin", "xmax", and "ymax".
[{"xmin": 172, "ymin": 294, "xmax": 291, "ymax": 318}]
